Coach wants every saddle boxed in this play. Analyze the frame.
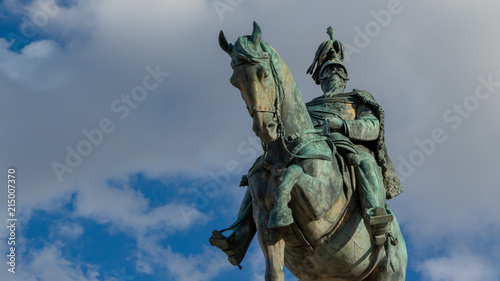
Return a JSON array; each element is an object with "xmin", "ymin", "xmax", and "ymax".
[{"xmin": 325, "ymin": 132, "xmax": 359, "ymax": 199}]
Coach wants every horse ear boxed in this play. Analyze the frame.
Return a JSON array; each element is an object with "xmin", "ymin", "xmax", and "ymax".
[
  {"xmin": 251, "ymin": 21, "xmax": 261, "ymax": 47},
  {"xmin": 219, "ymin": 30, "xmax": 231, "ymax": 55}
]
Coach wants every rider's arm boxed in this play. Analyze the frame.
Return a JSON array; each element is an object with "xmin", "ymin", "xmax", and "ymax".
[{"xmin": 343, "ymin": 104, "xmax": 380, "ymax": 141}]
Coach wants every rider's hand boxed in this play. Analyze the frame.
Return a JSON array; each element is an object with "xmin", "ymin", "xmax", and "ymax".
[{"xmin": 326, "ymin": 117, "xmax": 344, "ymax": 132}]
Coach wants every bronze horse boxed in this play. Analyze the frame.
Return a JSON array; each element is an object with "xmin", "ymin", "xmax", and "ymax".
[{"xmin": 218, "ymin": 22, "xmax": 407, "ymax": 281}]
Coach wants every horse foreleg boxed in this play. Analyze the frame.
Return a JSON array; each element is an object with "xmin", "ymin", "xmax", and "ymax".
[
  {"xmin": 254, "ymin": 199, "xmax": 286, "ymax": 281},
  {"xmin": 292, "ymin": 166, "xmax": 339, "ymax": 220},
  {"xmin": 269, "ymin": 162, "xmax": 338, "ymax": 228},
  {"xmin": 268, "ymin": 165, "xmax": 303, "ymax": 228}
]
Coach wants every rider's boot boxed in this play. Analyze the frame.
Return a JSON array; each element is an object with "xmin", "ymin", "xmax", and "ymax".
[
  {"xmin": 209, "ymin": 211, "xmax": 256, "ymax": 268},
  {"xmin": 209, "ymin": 186, "xmax": 256, "ymax": 268}
]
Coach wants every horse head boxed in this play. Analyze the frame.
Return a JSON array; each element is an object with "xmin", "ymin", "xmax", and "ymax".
[{"xmin": 219, "ymin": 22, "xmax": 280, "ymax": 144}]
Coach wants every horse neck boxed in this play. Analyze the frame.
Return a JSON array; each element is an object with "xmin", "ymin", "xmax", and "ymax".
[{"xmin": 276, "ymin": 59, "xmax": 314, "ymax": 137}]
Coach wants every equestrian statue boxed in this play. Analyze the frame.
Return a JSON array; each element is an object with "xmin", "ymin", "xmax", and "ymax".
[{"xmin": 209, "ymin": 22, "xmax": 407, "ymax": 281}]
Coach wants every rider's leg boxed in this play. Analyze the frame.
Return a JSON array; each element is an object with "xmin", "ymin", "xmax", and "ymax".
[
  {"xmin": 354, "ymin": 147, "xmax": 393, "ymax": 246},
  {"xmin": 355, "ymin": 147, "xmax": 385, "ymax": 210},
  {"xmin": 209, "ymin": 187, "xmax": 256, "ymax": 267}
]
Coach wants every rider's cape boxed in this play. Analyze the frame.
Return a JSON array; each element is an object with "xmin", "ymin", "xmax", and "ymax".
[{"xmin": 306, "ymin": 89, "xmax": 403, "ymax": 199}]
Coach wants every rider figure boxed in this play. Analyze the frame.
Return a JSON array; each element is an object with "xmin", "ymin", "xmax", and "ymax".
[
  {"xmin": 306, "ymin": 27, "xmax": 402, "ymax": 246},
  {"xmin": 210, "ymin": 27, "xmax": 403, "ymax": 268}
]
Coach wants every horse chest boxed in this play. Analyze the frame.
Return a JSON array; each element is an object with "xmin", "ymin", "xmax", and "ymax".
[
  {"xmin": 249, "ymin": 172, "xmax": 278, "ymax": 212},
  {"xmin": 264, "ymin": 180, "xmax": 277, "ymax": 211}
]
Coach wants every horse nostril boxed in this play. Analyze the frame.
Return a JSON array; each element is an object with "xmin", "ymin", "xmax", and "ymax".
[{"xmin": 267, "ymin": 123, "xmax": 276, "ymax": 129}]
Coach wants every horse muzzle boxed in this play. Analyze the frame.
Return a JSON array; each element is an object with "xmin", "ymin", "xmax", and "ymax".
[{"xmin": 252, "ymin": 112, "xmax": 278, "ymax": 143}]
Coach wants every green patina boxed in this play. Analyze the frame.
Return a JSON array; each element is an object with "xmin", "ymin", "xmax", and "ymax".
[{"xmin": 210, "ymin": 22, "xmax": 407, "ymax": 281}]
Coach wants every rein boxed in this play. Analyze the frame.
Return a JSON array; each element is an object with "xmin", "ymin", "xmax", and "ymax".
[
  {"xmin": 241, "ymin": 45, "xmax": 334, "ymax": 179},
  {"xmin": 264, "ymin": 45, "xmax": 333, "ymax": 169}
]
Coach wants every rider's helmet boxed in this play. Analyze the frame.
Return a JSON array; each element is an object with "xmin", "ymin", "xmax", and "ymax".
[{"xmin": 307, "ymin": 26, "xmax": 348, "ymax": 85}]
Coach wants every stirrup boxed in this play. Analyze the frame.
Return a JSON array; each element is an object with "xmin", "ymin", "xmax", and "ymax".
[
  {"xmin": 366, "ymin": 207, "xmax": 393, "ymax": 246},
  {"xmin": 367, "ymin": 207, "xmax": 393, "ymax": 225}
]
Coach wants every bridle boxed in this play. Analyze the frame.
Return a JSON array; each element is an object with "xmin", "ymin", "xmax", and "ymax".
[{"xmin": 232, "ymin": 46, "xmax": 333, "ymax": 169}]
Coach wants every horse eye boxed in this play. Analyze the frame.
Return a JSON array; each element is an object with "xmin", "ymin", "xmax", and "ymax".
[{"xmin": 258, "ymin": 68, "xmax": 269, "ymax": 80}]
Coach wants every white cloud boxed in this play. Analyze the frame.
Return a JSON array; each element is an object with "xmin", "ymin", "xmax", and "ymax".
[
  {"xmin": 1, "ymin": 0, "xmax": 500, "ymax": 280},
  {"xmin": 0, "ymin": 39, "xmax": 63, "ymax": 85},
  {"xmin": 73, "ymin": 179, "xmax": 210, "ymax": 236},
  {"xmin": 247, "ymin": 243, "xmax": 265, "ymax": 281},
  {"xmin": 51, "ymin": 222, "xmax": 85, "ymax": 239},
  {"xmin": 22, "ymin": 39, "xmax": 58, "ymax": 58},
  {"xmin": 419, "ymin": 253, "xmax": 500, "ymax": 281},
  {"xmin": 130, "ymin": 230, "xmax": 233, "ymax": 281},
  {"xmin": 163, "ymin": 246, "xmax": 233, "ymax": 281},
  {"xmin": 17, "ymin": 245, "xmax": 101, "ymax": 281}
]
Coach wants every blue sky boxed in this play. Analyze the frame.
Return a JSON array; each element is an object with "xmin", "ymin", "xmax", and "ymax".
[{"xmin": 1, "ymin": 0, "xmax": 500, "ymax": 280}]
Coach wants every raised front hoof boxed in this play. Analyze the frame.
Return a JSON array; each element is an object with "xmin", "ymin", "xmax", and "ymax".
[{"xmin": 268, "ymin": 208, "xmax": 294, "ymax": 228}]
